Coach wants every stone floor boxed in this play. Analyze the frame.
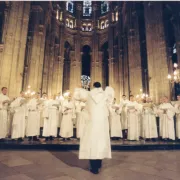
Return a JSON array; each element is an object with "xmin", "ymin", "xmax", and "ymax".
[{"xmin": 0, "ymin": 150, "xmax": 180, "ymax": 180}]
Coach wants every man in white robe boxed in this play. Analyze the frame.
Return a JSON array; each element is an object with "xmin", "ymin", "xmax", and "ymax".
[
  {"xmin": 60, "ymin": 94, "xmax": 75, "ymax": 141},
  {"xmin": 79, "ymin": 82, "xmax": 111, "ymax": 174},
  {"xmin": 10, "ymin": 91, "xmax": 28, "ymax": 141},
  {"xmin": 119, "ymin": 95, "xmax": 129, "ymax": 139},
  {"xmin": 39, "ymin": 93, "xmax": 48, "ymax": 129},
  {"xmin": 26, "ymin": 93, "xmax": 41, "ymax": 141},
  {"xmin": 157, "ymin": 96, "xmax": 176, "ymax": 141},
  {"xmin": 141, "ymin": 102, "xmax": 158, "ymax": 140},
  {"xmin": 56, "ymin": 92, "xmax": 64, "ymax": 134},
  {"xmin": 127, "ymin": 95, "xmax": 140, "ymax": 141},
  {"xmin": 174, "ymin": 95, "xmax": 180, "ymax": 140},
  {"xmin": 0, "ymin": 87, "xmax": 10, "ymax": 142},
  {"xmin": 43, "ymin": 95, "xmax": 59, "ymax": 141},
  {"xmin": 109, "ymin": 98, "xmax": 122, "ymax": 140}
]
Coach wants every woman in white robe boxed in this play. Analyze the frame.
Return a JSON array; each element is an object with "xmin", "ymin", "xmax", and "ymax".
[
  {"xmin": 157, "ymin": 97, "xmax": 176, "ymax": 140},
  {"xmin": 10, "ymin": 96, "xmax": 28, "ymax": 140},
  {"xmin": 142, "ymin": 104, "xmax": 158, "ymax": 140},
  {"xmin": 43, "ymin": 98, "xmax": 59, "ymax": 140},
  {"xmin": 26, "ymin": 95, "xmax": 41, "ymax": 141},
  {"xmin": 109, "ymin": 99, "xmax": 122, "ymax": 140},
  {"xmin": 60, "ymin": 96, "xmax": 75, "ymax": 140},
  {"xmin": 127, "ymin": 95, "xmax": 140, "ymax": 141},
  {"xmin": 0, "ymin": 90, "xmax": 10, "ymax": 141}
]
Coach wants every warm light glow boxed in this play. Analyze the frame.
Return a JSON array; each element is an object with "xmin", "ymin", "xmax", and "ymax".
[
  {"xmin": 167, "ymin": 74, "xmax": 172, "ymax": 79},
  {"xmin": 63, "ymin": 92, "xmax": 70, "ymax": 97},
  {"xmin": 145, "ymin": 94, "xmax": 148, "ymax": 97},
  {"xmin": 56, "ymin": 10, "xmax": 59, "ymax": 20},
  {"xmin": 174, "ymin": 76, "xmax": 177, "ymax": 80},
  {"xmin": 60, "ymin": 96, "xmax": 64, "ymax": 100},
  {"xmin": 174, "ymin": 70, "xmax": 177, "ymax": 75},
  {"xmin": 174, "ymin": 63, "xmax": 178, "ymax": 68},
  {"xmin": 140, "ymin": 89, "xmax": 142, "ymax": 92},
  {"xmin": 136, "ymin": 95, "xmax": 139, "ymax": 98},
  {"xmin": 28, "ymin": 85, "xmax": 31, "ymax": 89}
]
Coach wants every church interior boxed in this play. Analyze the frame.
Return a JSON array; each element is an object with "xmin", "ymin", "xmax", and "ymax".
[
  {"xmin": 0, "ymin": 1, "xmax": 180, "ymax": 102},
  {"xmin": 1, "ymin": 1, "xmax": 180, "ymax": 179}
]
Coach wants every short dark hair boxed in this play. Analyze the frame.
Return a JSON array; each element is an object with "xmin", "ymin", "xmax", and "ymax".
[
  {"xmin": 122, "ymin": 95, "xmax": 126, "ymax": 97},
  {"xmin": 93, "ymin": 82, "xmax": 101, "ymax": 88},
  {"xmin": 130, "ymin": 95, "xmax": 134, "ymax": 98},
  {"xmin": 1, "ymin": 87, "xmax": 7, "ymax": 91}
]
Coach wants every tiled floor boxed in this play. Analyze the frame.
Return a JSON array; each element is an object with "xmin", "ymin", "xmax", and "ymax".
[{"xmin": 0, "ymin": 150, "xmax": 180, "ymax": 180}]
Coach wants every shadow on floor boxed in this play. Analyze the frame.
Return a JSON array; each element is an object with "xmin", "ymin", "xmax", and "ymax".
[{"xmin": 50, "ymin": 151, "xmax": 89, "ymax": 171}]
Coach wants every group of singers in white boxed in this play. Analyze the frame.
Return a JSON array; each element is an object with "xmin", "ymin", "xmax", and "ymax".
[{"xmin": 1, "ymin": 86, "xmax": 180, "ymax": 142}]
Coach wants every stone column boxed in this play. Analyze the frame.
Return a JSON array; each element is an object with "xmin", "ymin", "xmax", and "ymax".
[
  {"xmin": 117, "ymin": 4, "xmax": 124, "ymax": 100},
  {"xmin": 74, "ymin": 2, "xmax": 82, "ymax": 87},
  {"xmin": 127, "ymin": 3, "xmax": 143, "ymax": 96},
  {"xmin": 91, "ymin": 2, "xmax": 99, "ymax": 87},
  {"xmin": 0, "ymin": 2, "xmax": 30, "ymax": 98},
  {"xmin": 144, "ymin": 2, "xmax": 170, "ymax": 102},
  {"xmin": 122, "ymin": 33, "xmax": 130, "ymax": 98},
  {"xmin": 69, "ymin": 51, "xmax": 76, "ymax": 93},
  {"xmin": 26, "ymin": 5, "xmax": 47, "ymax": 93},
  {"xmin": 108, "ymin": 2, "xmax": 120, "ymax": 99}
]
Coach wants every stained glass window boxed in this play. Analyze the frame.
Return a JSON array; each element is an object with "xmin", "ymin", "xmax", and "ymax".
[
  {"xmin": 66, "ymin": 1, "xmax": 74, "ymax": 13},
  {"xmin": 81, "ymin": 75, "xmax": 91, "ymax": 89},
  {"xmin": 101, "ymin": 1, "xmax": 109, "ymax": 14},
  {"xmin": 173, "ymin": 43, "xmax": 177, "ymax": 54},
  {"xmin": 83, "ymin": 0, "xmax": 92, "ymax": 16}
]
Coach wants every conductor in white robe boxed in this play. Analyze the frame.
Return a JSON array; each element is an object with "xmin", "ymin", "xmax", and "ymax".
[
  {"xmin": 0, "ymin": 87, "xmax": 10, "ymax": 142},
  {"xmin": 79, "ymin": 82, "xmax": 111, "ymax": 174},
  {"xmin": 10, "ymin": 91, "xmax": 28, "ymax": 141}
]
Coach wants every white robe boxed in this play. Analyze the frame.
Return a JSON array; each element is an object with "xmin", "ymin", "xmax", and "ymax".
[
  {"xmin": 43, "ymin": 99, "xmax": 59, "ymax": 137},
  {"xmin": 137, "ymin": 103, "xmax": 143, "ymax": 137},
  {"xmin": 76, "ymin": 101, "xmax": 87, "ymax": 138},
  {"xmin": 56, "ymin": 97, "xmax": 64, "ymax": 128},
  {"xmin": 79, "ymin": 88, "xmax": 111, "ymax": 160},
  {"xmin": 0, "ymin": 93, "xmax": 10, "ymax": 139},
  {"xmin": 120, "ymin": 99, "xmax": 129, "ymax": 130},
  {"xmin": 10, "ymin": 97, "xmax": 28, "ymax": 139},
  {"xmin": 174, "ymin": 103, "xmax": 180, "ymax": 139},
  {"xmin": 158, "ymin": 103, "xmax": 175, "ymax": 140},
  {"xmin": 60, "ymin": 100, "xmax": 75, "ymax": 138},
  {"xmin": 26, "ymin": 98, "xmax": 40, "ymax": 137},
  {"xmin": 127, "ymin": 101, "xmax": 140, "ymax": 140},
  {"xmin": 109, "ymin": 104, "xmax": 122, "ymax": 138},
  {"xmin": 158, "ymin": 103, "xmax": 163, "ymax": 136},
  {"xmin": 142, "ymin": 106, "xmax": 158, "ymax": 139}
]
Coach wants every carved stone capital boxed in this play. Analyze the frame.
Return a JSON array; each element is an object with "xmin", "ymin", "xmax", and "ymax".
[
  {"xmin": 92, "ymin": 4, "xmax": 98, "ymax": 11},
  {"xmin": 76, "ymin": 4, "xmax": 82, "ymax": 11},
  {"xmin": 39, "ymin": 25, "xmax": 44, "ymax": 35},
  {"xmin": 0, "ymin": 44, "xmax": 4, "ymax": 52},
  {"xmin": 31, "ymin": 5, "xmax": 43, "ymax": 12}
]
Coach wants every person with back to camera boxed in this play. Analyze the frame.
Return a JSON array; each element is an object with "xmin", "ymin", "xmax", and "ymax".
[{"xmin": 79, "ymin": 82, "xmax": 112, "ymax": 174}]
